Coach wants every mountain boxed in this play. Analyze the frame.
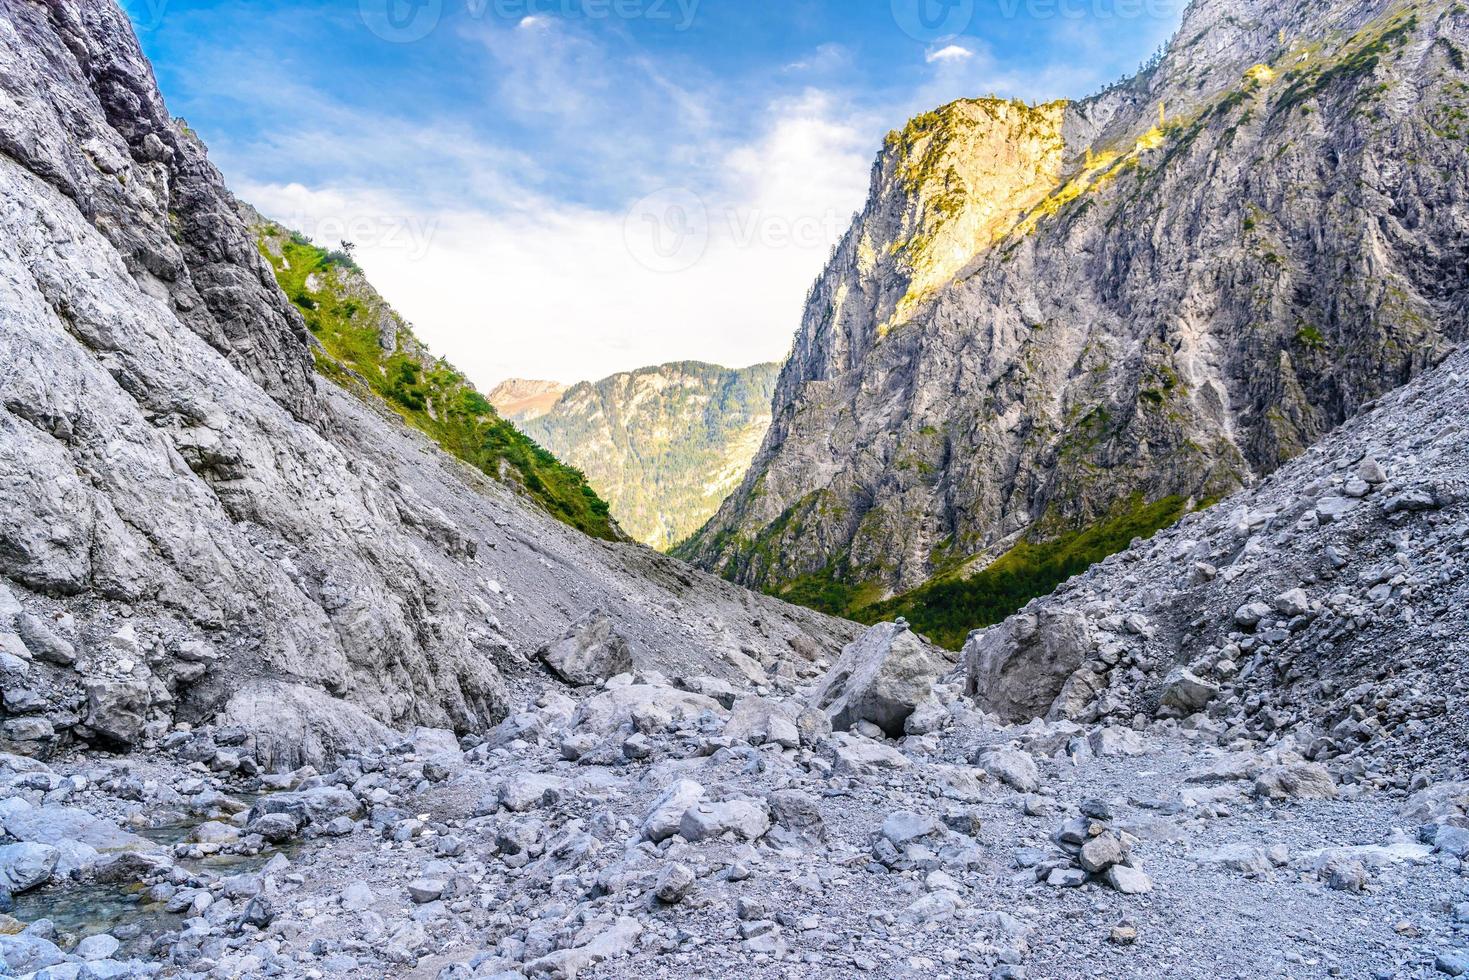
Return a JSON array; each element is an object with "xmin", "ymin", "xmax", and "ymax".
[
  {"xmin": 0, "ymin": 0, "xmax": 851, "ymax": 768},
  {"xmin": 249, "ymin": 217, "xmax": 619, "ymax": 542},
  {"xmin": 967, "ymin": 341, "xmax": 1469, "ymax": 772},
  {"xmin": 5, "ymin": 4, "xmax": 1469, "ymax": 978},
  {"xmin": 681, "ymin": 0, "xmax": 1469, "ymax": 646},
  {"xmin": 513, "ymin": 361, "xmax": 781, "ymax": 551},
  {"xmin": 487, "ymin": 378, "xmax": 569, "ymax": 421}
]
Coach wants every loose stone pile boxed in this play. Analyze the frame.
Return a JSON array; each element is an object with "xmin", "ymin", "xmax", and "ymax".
[{"xmin": 2, "ymin": 605, "xmax": 1466, "ymax": 979}]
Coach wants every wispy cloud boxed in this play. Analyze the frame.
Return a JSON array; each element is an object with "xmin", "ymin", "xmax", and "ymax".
[{"xmin": 926, "ymin": 44, "xmax": 973, "ymax": 63}]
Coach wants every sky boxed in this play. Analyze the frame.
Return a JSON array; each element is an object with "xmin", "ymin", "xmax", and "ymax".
[{"xmin": 122, "ymin": 0, "xmax": 1184, "ymax": 388}]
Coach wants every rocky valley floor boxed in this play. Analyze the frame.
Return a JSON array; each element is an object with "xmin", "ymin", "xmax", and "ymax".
[{"xmin": 2, "ymin": 663, "xmax": 1467, "ymax": 980}]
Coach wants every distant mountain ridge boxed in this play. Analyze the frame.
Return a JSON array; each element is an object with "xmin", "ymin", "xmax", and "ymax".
[
  {"xmin": 504, "ymin": 361, "xmax": 781, "ymax": 551},
  {"xmin": 488, "ymin": 378, "xmax": 569, "ymax": 421}
]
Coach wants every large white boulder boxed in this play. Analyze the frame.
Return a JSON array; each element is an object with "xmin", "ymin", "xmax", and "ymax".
[{"xmin": 809, "ymin": 622, "xmax": 952, "ymax": 737}]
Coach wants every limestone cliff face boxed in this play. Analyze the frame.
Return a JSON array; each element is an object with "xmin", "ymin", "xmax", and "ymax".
[
  {"xmin": 0, "ymin": 0, "xmax": 853, "ymax": 766},
  {"xmin": 0, "ymin": 0, "xmax": 317, "ymax": 421},
  {"xmin": 684, "ymin": 0, "xmax": 1469, "ymax": 603},
  {"xmin": 517, "ymin": 362, "xmax": 780, "ymax": 551}
]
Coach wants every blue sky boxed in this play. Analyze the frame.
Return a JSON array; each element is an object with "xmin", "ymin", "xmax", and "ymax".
[{"xmin": 124, "ymin": 0, "xmax": 1183, "ymax": 387}]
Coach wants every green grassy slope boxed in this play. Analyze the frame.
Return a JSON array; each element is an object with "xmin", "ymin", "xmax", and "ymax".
[
  {"xmin": 253, "ymin": 221, "xmax": 618, "ymax": 541},
  {"xmin": 775, "ymin": 495, "xmax": 1196, "ymax": 650}
]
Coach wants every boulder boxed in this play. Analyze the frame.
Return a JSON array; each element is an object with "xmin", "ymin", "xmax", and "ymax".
[
  {"xmin": 640, "ymin": 780, "xmax": 706, "ymax": 843},
  {"xmin": 524, "ymin": 916, "xmax": 642, "ymax": 977},
  {"xmin": 822, "ymin": 733, "xmax": 911, "ymax": 775},
  {"xmin": 1088, "ymin": 727, "xmax": 1151, "ymax": 758},
  {"xmin": 723, "ymin": 697, "xmax": 801, "ymax": 749},
  {"xmin": 0, "ymin": 802, "xmax": 145, "ymax": 853},
  {"xmin": 0, "ymin": 934, "xmax": 67, "ymax": 973},
  {"xmin": 1273, "ymin": 588, "xmax": 1311, "ymax": 618},
  {"xmin": 809, "ymin": 621, "xmax": 952, "ymax": 737},
  {"xmin": 340, "ymin": 882, "xmax": 375, "ymax": 911},
  {"xmin": 678, "ymin": 675, "xmax": 741, "ymax": 709},
  {"xmin": 15, "ymin": 614, "xmax": 74, "ymax": 667},
  {"xmin": 1233, "ymin": 602, "xmax": 1272, "ymax": 629},
  {"xmin": 0, "ymin": 842, "xmax": 58, "ymax": 893},
  {"xmin": 904, "ymin": 696, "xmax": 949, "ymax": 736},
  {"xmin": 654, "ymin": 863, "xmax": 696, "ymax": 904},
  {"xmin": 499, "ymin": 773, "xmax": 570, "ymax": 813},
  {"xmin": 879, "ymin": 811, "xmax": 945, "ymax": 848},
  {"xmin": 81, "ymin": 678, "xmax": 151, "ymax": 748},
  {"xmin": 246, "ymin": 813, "xmax": 301, "ymax": 843},
  {"xmin": 247, "ymin": 786, "xmax": 362, "ymax": 828},
  {"xmin": 537, "ymin": 610, "xmax": 635, "ymax": 687},
  {"xmin": 966, "ymin": 609, "xmax": 1096, "ymax": 722},
  {"xmin": 1402, "ymin": 782, "xmax": 1469, "ymax": 825},
  {"xmin": 679, "ymin": 800, "xmax": 771, "ymax": 842},
  {"xmin": 1254, "ymin": 763, "xmax": 1338, "ymax": 801},
  {"xmin": 1157, "ymin": 669, "xmax": 1219, "ymax": 718},
  {"xmin": 766, "ymin": 790, "xmax": 827, "ymax": 841},
  {"xmin": 218, "ymin": 682, "xmax": 396, "ymax": 772},
  {"xmin": 976, "ymin": 747, "xmax": 1041, "ymax": 793},
  {"xmin": 1105, "ymin": 865, "xmax": 1153, "ymax": 894},
  {"xmin": 1079, "ymin": 833, "xmax": 1127, "ymax": 873},
  {"xmin": 572, "ymin": 685, "xmax": 724, "ymax": 736}
]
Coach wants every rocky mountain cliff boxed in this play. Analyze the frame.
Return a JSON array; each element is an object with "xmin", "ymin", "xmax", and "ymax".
[
  {"xmin": 3, "ymin": 4, "xmax": 1469, "ymax": 976},
  {"xmin": 487, "ymin": 378, "xmax": 569, "ymax": 422},
  {"xmin": 683, "ymin": 0, "xmax": 1469, "ymax": 641},
  {"xmin": 511, "ymin": 362, "xmax": 780, "ymax": 551},
  {"xmin": 0, "ymin": 0, "xmax": 852, "ymax": 769},
  {"xmin": 968, "ymin": 342, "xmax": 1468, "ymax": 774}
]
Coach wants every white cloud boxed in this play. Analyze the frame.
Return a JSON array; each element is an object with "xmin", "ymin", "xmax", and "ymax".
[
  {"xmin": 926, "ymin": 44, "xmax": 973, "ymax": 64},
  {"xmin": 240, "ymin": 91, "xmax": 874, "ymax": 390},
  {"xmin": 784, "ymin": 43, "xmax": 851, "ymax": 74}
]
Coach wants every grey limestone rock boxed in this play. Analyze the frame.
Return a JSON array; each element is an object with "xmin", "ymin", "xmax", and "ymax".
[
  {"xmin": 809, "ymin": 621, "xmax": 952, "ymax": 736},
  {"xmin": 537, "ymin": 610, "xmax": 635, "ymax": 687}
]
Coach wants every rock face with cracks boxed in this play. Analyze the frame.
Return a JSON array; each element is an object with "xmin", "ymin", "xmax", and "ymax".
[
  {"xmin": 0, "ymin": 0, "xmax": 855, "ymax": 768},
  {"xmin": 683, "ymin": 0, "xmax": 1469, "ymax": 624}
]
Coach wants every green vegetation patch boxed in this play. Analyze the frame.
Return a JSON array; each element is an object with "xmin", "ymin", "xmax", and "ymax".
[
  {"xmin": 257, "ymin": 225, "xmax": 617, "ymax": 541},
  {"xmin": 1274, "ymin": 8, "xmax": 1420, "ymax": 115},
  {"xmin": 851, "ymin": 495, "xmax": 1194, "ymax": 650}
]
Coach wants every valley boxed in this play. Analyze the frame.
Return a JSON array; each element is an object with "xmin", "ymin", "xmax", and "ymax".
[{"xmin": 0, "ymin": 0, "xmax": 1465, "ymax": 978}]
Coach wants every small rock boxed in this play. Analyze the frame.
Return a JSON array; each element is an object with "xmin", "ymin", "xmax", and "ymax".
[
  {"xmin": 654, "ymin": 863, "xmax": 695, "ymax": 904},
  {"xmin": 406, "ymin": 878, "xmax": 445, "ymax": 904},
  {"xmin": 1105, "ymin": 865, "xmax": 1153, "ymax": 895}
]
